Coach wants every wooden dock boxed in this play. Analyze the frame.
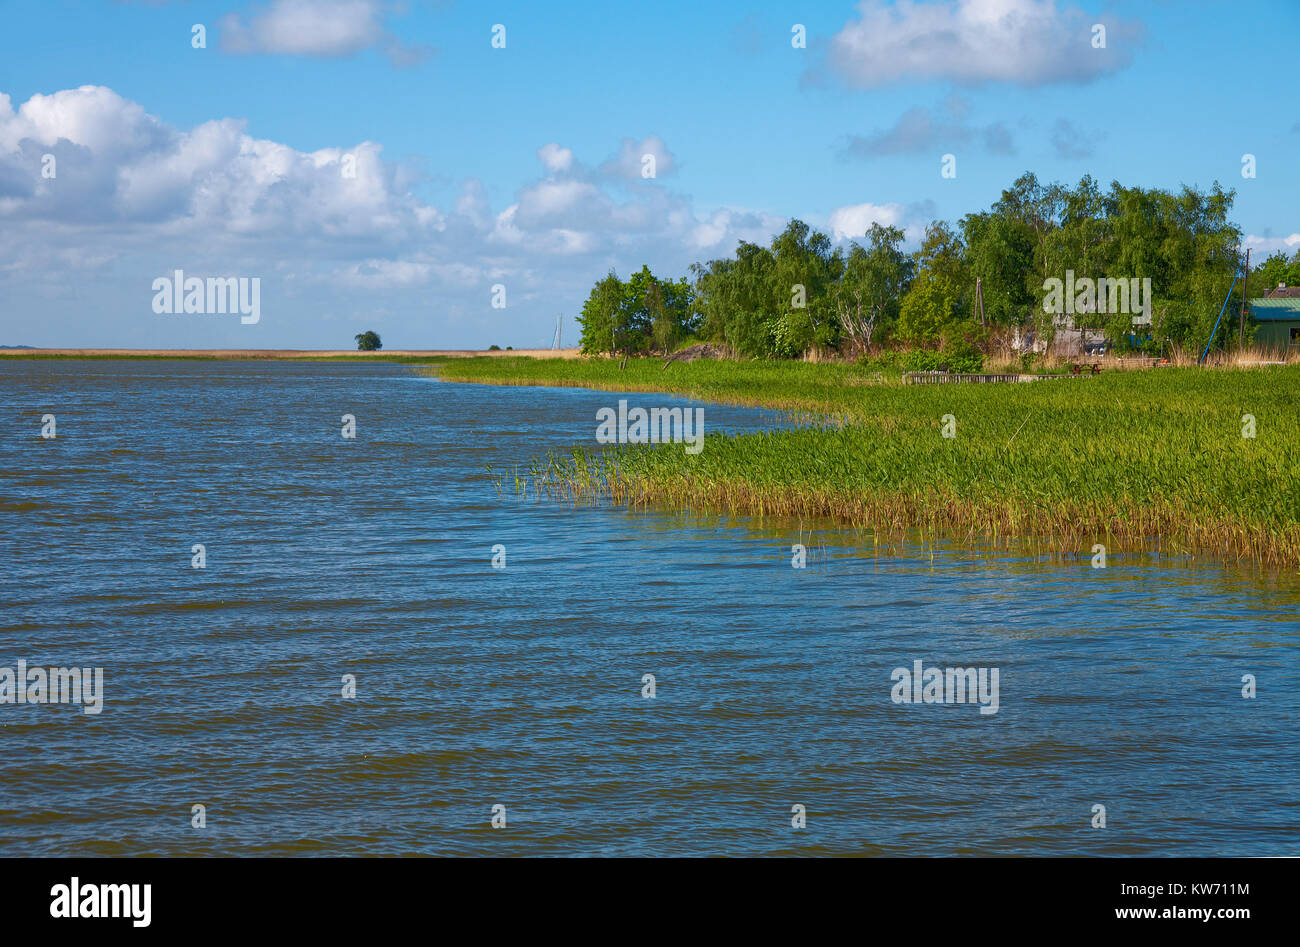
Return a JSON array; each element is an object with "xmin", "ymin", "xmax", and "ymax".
[{"xmin": 902, "ymin": 371, "xmax": 1069, "ymax": 385}]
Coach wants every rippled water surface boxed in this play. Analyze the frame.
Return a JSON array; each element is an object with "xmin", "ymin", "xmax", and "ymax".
[{"xmin": 1, "ymin": 360, "xmax": 1296, "ymax": 856}]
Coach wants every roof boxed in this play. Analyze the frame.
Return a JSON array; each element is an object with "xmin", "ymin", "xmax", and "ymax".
[
  {"xmin": 1249, "ymin": 297, "xmax": 1300, "ymax": 319},
  {"xmin": 1260, "ymin": 286, "xmax": 1300, "ymax": 299}
]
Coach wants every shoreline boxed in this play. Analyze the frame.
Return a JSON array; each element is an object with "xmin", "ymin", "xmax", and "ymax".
[
  {"xmin": 0, "ymin": 347, "xmax": 583, "ymax": 360},
  {"xmin": 430, "ymin": 357, "xmax": 1300, "ymax": 568}
]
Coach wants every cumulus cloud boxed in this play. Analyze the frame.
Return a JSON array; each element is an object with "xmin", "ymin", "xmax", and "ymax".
[
  {"xmin": 827, "ymin": 202, "xmax": 906, "ymax": 241},
  {"xmin": 337, "ymin": 259, "xmax": 432, "ymax": 288},
  {"xmin": 0, "ymin": 86, "xmax": 803, "ymax": 347},
  {"xmin": 536, "ymin": 143, "xmax": 574, "ymax": 174},
  {"xmin": 821, "ymin": 0, "xmax": 1142, "ymax": 89},
  {"xmin": 599, "ymin": 135, "xmax": 677, "ymax": 181},
  {"xmin": 219, "ymin": 0, "xmax": 432, "ymax": 65},
  {"xmin": 842, "ymin": 104, "xmax": 1014, "ymax": 157},
  {"xmin": 1245, "ymin": 233, "xmax": 1300, "ymax": 255}
]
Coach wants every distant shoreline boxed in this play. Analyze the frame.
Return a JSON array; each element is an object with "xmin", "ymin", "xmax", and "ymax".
[{"xmin": 0, "ymin": 348, "xmax": 583, "ymax": 360}]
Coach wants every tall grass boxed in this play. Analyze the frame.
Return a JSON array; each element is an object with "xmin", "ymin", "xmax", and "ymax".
[{"xmin": 432, "ymin": 357, "xmax": 1300, "ymax": 566}]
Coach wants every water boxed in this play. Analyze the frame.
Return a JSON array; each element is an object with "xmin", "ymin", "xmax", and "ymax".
[{"xmin": 1, "ymin": 360, "xmax": 1296, "ymax": 856}]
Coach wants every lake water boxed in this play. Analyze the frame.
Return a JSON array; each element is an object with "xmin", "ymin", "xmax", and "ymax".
[{"xmin": 1, "ymin": 360, "xmax": 1296, "ymax": 856}]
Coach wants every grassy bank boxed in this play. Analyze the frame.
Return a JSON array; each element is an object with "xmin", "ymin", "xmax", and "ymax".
[
  {"xmin": 0, "ymin": 348, "xmax": 578, "ymax": 361},
  {"xmin": 433, "ymin": 356, "xmax": 1300, "ymax": 566}
]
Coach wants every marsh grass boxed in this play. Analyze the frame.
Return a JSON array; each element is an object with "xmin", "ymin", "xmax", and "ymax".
[{"xmin": 434, "ymin": 357, "xmax": 1300, "ymax": 566}]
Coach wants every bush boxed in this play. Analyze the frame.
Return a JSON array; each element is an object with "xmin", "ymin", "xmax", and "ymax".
[
  {"xmin": 899, "ymin": 349, "xmax": 946, "ymax": 372},
  {"xmin": 897, "ymin": 346, "xmax": 984, "ymax": 373},
  {"xmin": 855, "ymin": 349, "xmax": 902, "ymax": 371}
]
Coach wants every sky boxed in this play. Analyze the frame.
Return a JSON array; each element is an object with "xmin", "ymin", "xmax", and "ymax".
[{"xmin": 1, "ymin": 0, "xmax": 1297, "ymax": 349}]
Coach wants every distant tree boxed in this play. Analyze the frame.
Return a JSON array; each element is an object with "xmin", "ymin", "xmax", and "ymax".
[
  {"xmin": 766, "ymin": 219, "xmax": 843, "ymax": 356},
  {"xmin": 693, "ymin": 241, "xmax": 777, "ymax": 357},
  {"xmin": 577, "ymin": 266, "xmax": 696, "ymax": 355},
  {"xmin": 834, "ymin": 223, "xmax": 912, "ymax": 353},
  {"xmin": 578, "ymin": 271, "xmax": 627, "ymax": 354},
  {"xmin": 897, "ymin": 222, "xmax": 969, "ymax": 346},
  {"xmin": 354, "ymin": 331, "xmax": 382, "ymax": 351},
  {"xmin": 960, "ymin": 208, "xmax": 1036, "ymax": 327},
  {"xmin": 1254, "ymin": 250, "xmax": 1300, "ymax": 292},
  {"xmin": 569, "ymin": 171, "xmax": 1249, "ymax": 361}
]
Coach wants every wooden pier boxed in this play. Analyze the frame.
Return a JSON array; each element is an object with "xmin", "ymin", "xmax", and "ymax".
[{"xmin": 902, "ymin": 371, "xmax": 1072, "ymax": 385}]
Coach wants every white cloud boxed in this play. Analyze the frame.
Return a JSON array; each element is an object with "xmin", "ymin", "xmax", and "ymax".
[
  {"xmin": 688, "ymin": 208, "xmax": 789, "ymax": 252},
  {"xmin": 1245, "ymin": 233, "xmax": 1300, "ymax": 255},
  {"xmin": 599, "ymin": 135, "xmax": 677, "ymax": 181},
  {"xmin": 219, "ymin": 0, "xmax": 431, "ymax": 65},
  {"xmin": 0, "ymin": 85, "xmax": 807, "ymax": 347},
  {"xmin": 221, "ymin": 0, "xmax": 383, "ymax": 56},
  {"xmin": 514, "ymin": 179, "xmax": 606, "ymax": 228},
  {"xmin": 827, "ymin": 202, "xmax": 905, "ymax": 241},
  {"xmin": 537, "ymin": 143, "xmax": 574, "ymax": 174},
  {"xmin": 0, "ymin": 85, "xmax": 167, "ymax": 156},
  {"xmin": 337, "ymin": 259, "xmax": 432, "ymax": 288},
  {"xmin": 824, "ymin": 0, "xmax": 1141, "ymax": 88}
]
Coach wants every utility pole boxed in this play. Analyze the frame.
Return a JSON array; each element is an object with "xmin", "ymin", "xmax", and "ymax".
[{"xmin": 1238, "ymin": 248, "xmax": 1250, "ymax": 348}]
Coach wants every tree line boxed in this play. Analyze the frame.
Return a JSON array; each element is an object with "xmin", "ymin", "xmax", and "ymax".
[{"xmin": 577, "ymin": 171, "xmax": 1257, "ymax": 361}]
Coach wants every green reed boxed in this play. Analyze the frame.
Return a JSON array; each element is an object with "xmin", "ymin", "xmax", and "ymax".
[{"xmin": 432, "ymin": 358, "xmax": 1300, "ymax": 566}]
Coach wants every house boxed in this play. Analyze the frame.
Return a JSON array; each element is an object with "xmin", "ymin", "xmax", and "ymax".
[
  {"xmin": 1249, "ymin": 285, "xmax": 1300, "ymax": 348},
  {"xmin": 1012, "ymin": 315, "xmax": 1106, "ymax": 357}
]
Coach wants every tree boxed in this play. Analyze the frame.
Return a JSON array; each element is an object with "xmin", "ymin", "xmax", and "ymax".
[
  {"xmin": 577, "ymin": 271, "xmax": 625, "ymax": 354},
  {"xmin": 571, "ymin": 171, "xmax": 1250, "ymax": 361},
  {"xmin": 576, "ymin": 266, "xmax": 696, "ymax": 355},
  {"xmin": 354, "ymin": 331, "xmax": 382, "ymax": 351},
  {"xmin": 897, "ymin": 222, "xmax": 969, "ymax": 346},
  {"xmin": 693, "ymin": 241, "xmax": 777, "ymax": 357},
  {"xmin": 961, "ymin": 209, "xmax": 1036, "ymax": 327},
  {"xmin": 834, "ymin": 223, "xmax": 912, "ymax": 353},
  {"xmin": 1254, "ymin": 250, "xmax": 1300, "ymax": 293}
]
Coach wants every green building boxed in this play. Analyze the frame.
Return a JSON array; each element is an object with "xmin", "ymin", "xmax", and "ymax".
[{"xmin": 1250, "ymin": 285, "xmax": 1300, "ymax": 348}]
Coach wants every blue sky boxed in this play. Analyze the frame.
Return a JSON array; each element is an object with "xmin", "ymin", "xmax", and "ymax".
[{"xmin": 1, "ymin": 0, "xmax": 1297, "ymax": 348}]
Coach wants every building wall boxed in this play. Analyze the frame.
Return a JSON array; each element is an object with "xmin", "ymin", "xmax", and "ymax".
[{"xmin": 1254, "ymin": 321, "xmax": 1300, "ymax": 348}]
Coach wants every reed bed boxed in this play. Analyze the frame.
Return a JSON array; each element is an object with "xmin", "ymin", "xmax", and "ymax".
[{"xmin": 432, "ymin": 357, "xmax": 1300, "ymax": 566}]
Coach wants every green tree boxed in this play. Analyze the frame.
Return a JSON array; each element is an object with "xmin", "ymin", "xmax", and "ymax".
[
  {"xmin": 354, "ymin": 331, "xmax": 382, "ymax": 351},
  {"xmin": 577, "ymin": 271, "xmax": 625, "ymax": 354},
  {"xmin": 961, "ymin": 208, "xmax": 1037, "ymax": 327},
  {"xmin": 834, "ymin": 223, "xmax": 912, "ymax": 353},
  {"xmin": 693, "ymin": 241, "xmax": 777, "ymax": 357},
  {"xmin": 896, "ymin": 222, "xmax": 969, "ymax": 346},
  {"xmin": 577, "ymin": 266, "xmax": 696, "ymax": 355},
  {"xmin": 1253, "ymin": 250, "xmax": 1300, "ymax": 293}
]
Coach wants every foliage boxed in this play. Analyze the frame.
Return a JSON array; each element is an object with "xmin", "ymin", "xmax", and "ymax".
[
  {"xmin": 577, "ymin": 266, "xmax": 696, "ymax": 355},
  {"xmin": 1252, "ymin": 250, "xmax": 1300, "ymax": 292},
  {"xmin": 434, "ymin": 357, "xmax": 1300, "ymax": 566},
  {"xmin": 576, "ymin": 172, "xmax": 1248, "ymax": 360}
]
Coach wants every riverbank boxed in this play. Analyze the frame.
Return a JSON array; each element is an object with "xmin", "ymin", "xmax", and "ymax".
[
  {"xmin": 0, "ymin": 348, "xmax": 583, "ymax": 360},
  {"xmin": 431, "ymin": 356, "xmax": 1300, "ymax": 566}
]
